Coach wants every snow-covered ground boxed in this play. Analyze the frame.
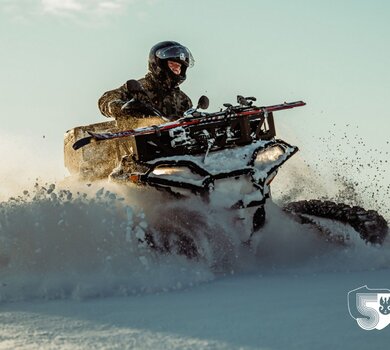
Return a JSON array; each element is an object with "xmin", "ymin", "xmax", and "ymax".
[
  {"xmin": 0, "ymin": 181, "xmax": 389, "ymax": 349},
  {"xmin": 2, "ymin": 269, "xmax": 390, "ymax": 350}
]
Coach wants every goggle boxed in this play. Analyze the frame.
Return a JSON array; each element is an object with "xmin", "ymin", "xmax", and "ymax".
[{"xmin": 155, "ymin": 45, "xmax": 195, "ymax": 68}]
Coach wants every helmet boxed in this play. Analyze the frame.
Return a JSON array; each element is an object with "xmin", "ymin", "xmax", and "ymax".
[{"xmin": 148, "ymin": 41, "xmax": 194, "ymax": 87}]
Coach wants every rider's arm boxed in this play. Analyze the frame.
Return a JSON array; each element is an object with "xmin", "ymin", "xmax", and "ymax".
[{"xmin": 98, "ymin": 83, "xmax": 131, "ymax": 119}]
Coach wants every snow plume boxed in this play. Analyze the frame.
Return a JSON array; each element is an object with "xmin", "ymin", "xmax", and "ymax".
[
  {"xmin": 315, "ymin": 126, "xmax": 390, "ymax": 221},
  {"xmin": 0, "ymin": 127, "xmax": 389, "ymax": 303},
  {"xmin": 0, "ymin": 131, "xmax": 64, "ymax": 201},
  {"xmin": 273, "ymin": 125, "xmax": 390, "ymax": 221},
  {"xmin": 1, "ymin": 180, "xmax": 389, "ymax": 303},
  {"xmin": 251, "ymin": 202, "xmax": 390, "ymax": 275},
  {"xmin": 0, "ymin": 183, "xmax": 215, "ymax": 302},
  {"xmin": 0, "ymin": 132, "xmax": 241, "ymax": 302}
]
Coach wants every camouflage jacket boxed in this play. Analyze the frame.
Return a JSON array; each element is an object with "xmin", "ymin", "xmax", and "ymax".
[{"xmin": 98, "ymin": 73, "xmax": 192, "ymax": 122}]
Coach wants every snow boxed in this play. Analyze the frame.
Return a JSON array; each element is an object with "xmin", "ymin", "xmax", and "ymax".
[
  {"xmin": 146, "ymin": 140, "xmax": 294, "ymax": 177},
  {"xmin": 1, "ymin": 270, "xmax": 390, "ymax": 349},
  {"xmin": 0, "ymin": 131, "xmax": 389, "ymax": 349},
  {"xmin": 0, "ymin": 181, "xmax": 389, "ymax": 349},
  {"xmin": 145, "ymin": 141, "xmax": 296, "ymax": 209}
]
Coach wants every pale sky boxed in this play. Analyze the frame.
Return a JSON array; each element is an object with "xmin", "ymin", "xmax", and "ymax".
[{"xmin": 0, "ymin": 0, "xmax": 389, "ymax": 185}]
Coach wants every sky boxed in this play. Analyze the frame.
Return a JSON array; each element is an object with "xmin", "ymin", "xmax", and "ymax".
[{"xmin": 0, "ymin": 0, "xmax": 389, "ymax": 183}]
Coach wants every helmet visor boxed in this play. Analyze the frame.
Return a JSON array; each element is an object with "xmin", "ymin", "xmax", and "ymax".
[{"xmin": 155, "ymin": 45, "xmax": 195, "ymax": 68}]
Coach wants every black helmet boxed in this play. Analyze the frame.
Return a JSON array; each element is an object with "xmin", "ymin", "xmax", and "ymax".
[{"xmin": 148, "ymin": 41, "xmax": 194, "ymax": 87}]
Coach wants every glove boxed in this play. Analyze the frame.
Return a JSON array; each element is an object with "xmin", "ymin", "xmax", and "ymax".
[
  {"xmin": 123, "ymin": 80, "xmax": 162, "ymax": 117},
  {"xmin": 126, "ymin": 80, "xmax": 151, "ymax": 106},
  {"xmin": 126, "ymin": 79, "xmax": 144, "ymax": 94}
]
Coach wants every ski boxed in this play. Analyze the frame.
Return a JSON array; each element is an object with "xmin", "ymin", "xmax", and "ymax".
[{"xmin": 72, "ymin": 101, "xmax": 305, "ymax": 150}]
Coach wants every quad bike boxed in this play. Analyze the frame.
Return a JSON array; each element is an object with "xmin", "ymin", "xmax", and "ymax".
[{"xmin": 64, "ymin": 95, "xmax": 388, "ymax": 258}]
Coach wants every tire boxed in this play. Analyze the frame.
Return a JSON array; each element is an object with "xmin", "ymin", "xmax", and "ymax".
[
  {"xmin": 148, "ymin": 208, "xmax": 202, "ymax": 259},
  {"xmin": 148, "ymin": 206, "xmax": 232, "ymax": 260},
  {"xmin": 283, "ymin": 200, "xmax": 388, "ymax": 245}
]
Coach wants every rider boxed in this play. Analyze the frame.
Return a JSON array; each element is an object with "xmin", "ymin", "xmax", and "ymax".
[{"xmin": 98, "ymin": 41, "xmax": 194, "ymax": 127}]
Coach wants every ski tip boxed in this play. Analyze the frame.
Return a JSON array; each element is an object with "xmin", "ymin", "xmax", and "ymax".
[{"xmin": 72, "ymin": 136, "xmax": 93, "ymax": 150}]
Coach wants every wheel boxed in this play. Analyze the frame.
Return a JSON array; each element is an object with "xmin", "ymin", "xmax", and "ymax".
[
  {"xmin": 148, "ymin": 205, "xmax": 233, "ymax": 261},
  {"xmin": 148, "ymin": 208, "xmax": 202, "ymax": 259},
  {"xmin": 283, "ymin": 200, "xmax": 388, "ymax": 245}
]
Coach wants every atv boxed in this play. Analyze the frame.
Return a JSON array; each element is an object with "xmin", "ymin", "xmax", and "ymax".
[{"xmin": 64, "ymin": 95, "xmax": 388, "ymax": 258}]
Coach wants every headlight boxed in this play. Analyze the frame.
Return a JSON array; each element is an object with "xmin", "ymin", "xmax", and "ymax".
[
  {"xmin": 254, "ymin": 146, "xmax": 285, "ymax": 169},
  {"xmin": 151, "ymin": 166, "xmax": 204, "ymax": 181}
]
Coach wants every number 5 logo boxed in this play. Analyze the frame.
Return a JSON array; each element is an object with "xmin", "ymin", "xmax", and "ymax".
[{"xmin": 348, "ymin": 285, "xmax": 390, "ymax": 330}]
